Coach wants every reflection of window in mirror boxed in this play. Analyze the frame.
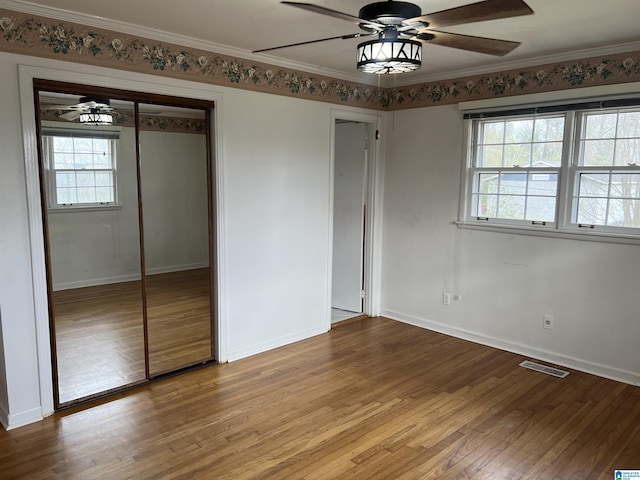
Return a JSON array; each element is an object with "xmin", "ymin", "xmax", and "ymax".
[{"xmin": 42, "ymin": 128, "xmax": 120, "ymax": 209}]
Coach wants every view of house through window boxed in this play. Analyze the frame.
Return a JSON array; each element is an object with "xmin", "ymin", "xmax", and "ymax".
[
  {"xmin": 42, "ymin": 130, "xmax": 118, "ymax": 207},
  {"xmin": 463, "ymin": 103, "xmax": 640, "ymax": 236}
]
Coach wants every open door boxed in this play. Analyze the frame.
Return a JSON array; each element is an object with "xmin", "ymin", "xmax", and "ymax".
[{"xmin": 331, "ymin": 121, "xmax": 368, "ymax": 323}]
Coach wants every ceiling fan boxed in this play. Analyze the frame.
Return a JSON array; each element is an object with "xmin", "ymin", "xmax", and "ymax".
[
  {"xmin": 254, "ymin": 0, "xmax": 534, "ymax": 74},
  {"xmin": 41, "ymin": 97, "xmax": 113, "ymax": 123}
]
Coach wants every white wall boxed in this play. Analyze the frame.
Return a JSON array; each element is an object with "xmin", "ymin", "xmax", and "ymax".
[
  {"xmin": 139, "ymin": 129, "xmax": 209, "ymax": 274},
  {"xmin": 0, "ymin": 51, "xmax": 349, "ymax": 427},
  {"xmin": 381, "ymin": 104, "xmax": 640, "ymax": 385},
  {"xmin": 332, "ymin": 122, "xmax": 366, "ymax": 314},
  {"xmin": 222, "ymin": 88, "xmax": 332, "ymax": 360}
]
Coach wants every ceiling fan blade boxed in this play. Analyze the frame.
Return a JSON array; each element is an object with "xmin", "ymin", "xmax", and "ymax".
[
  {"xmin": 281, "ymin": 1, "xmax": 382, "ymax": 27},
  {"xmin": 59, "ymin": 110, "xmax": 81, "ymax": 121},
  {"xmin": 406, "ymin": 0, "xmax": 533, "ymax": 29},
  {"xmin": 253, "ymin": 33, "xmax": 372, "ymax": 54},
  {"xmin": 415, "ymin": 29, "xmax": 520, "ymax": 56},
  {"xmin": 41, "ymin": 104, "xmax": 81, "ymax": 111}
]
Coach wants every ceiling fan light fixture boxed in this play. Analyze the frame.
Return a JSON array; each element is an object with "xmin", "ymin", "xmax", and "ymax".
[
  {"xmin": 357, "ymin": 38, "xmax": 421, "ymax": 74},
  {"xmin": 79, "ymin": 108, "xmax": 113, "ymax": 126}
]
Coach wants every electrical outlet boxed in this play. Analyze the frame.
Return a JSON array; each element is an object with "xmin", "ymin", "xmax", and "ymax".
[
  {"xmin": 543, "ymin": 314, "xmax": 553, "ymax": 330},
  {"xmin": 443, "ymin": 292, "xmax": 451, "ymax": 306}
]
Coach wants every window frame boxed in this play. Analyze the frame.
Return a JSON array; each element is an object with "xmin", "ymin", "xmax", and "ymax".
[
  {"xmin": 459, "ymin": 100, "xmax": 640, "ymax": 243},
  {"xmin": 41, "ymin": 127, "xmax": 121, "ymax": 210}
]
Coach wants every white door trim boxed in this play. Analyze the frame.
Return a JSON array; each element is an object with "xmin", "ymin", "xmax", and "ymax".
[
  {"xmin": 328, "ymin": 108, "xmax": 385, "ymax": 328},
  {"xmin": 18, "ymin": 62, "xmax": 228, "ymax": 420}
]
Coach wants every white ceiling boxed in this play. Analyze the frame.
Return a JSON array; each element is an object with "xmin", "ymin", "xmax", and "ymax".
[{"xmin": 4, "ymin": 0, "xmax": 640, "ymax": 86}]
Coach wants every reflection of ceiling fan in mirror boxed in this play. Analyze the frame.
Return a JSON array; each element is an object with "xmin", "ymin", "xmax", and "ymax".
[
  {"xmin": 254, "ymin": 0, "xmax": 534, "ymax": 74},
  {"xmin": 42, "ymin": 96, "xmax": 114, "ymax": 125}
]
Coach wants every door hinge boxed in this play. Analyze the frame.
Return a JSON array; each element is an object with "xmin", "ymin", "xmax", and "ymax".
[{"xmin": 360, "ymin": 290, "xmax": 366, "ymax": 299}]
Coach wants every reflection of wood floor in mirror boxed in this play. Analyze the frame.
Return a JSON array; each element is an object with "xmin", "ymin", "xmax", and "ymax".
[
  {"xmin": 146, "ymin": 268, "xmax": 213, "ymax": 376},
  {"xmin": 54, "ymin": 268, "xmax": 213, "ymax": 404}
]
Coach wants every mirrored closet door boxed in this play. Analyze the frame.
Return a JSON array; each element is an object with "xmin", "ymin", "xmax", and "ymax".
[
  {"xmin": 138, "ymin": 104, "xmax": 213, "ymax": 376},
  {"xmin": 35, "ymin": 81, "xmax": 215, "ymax": 408}
]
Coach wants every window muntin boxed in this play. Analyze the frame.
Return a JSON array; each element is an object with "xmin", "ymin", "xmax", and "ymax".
[
  {"xmin": 464, "ymin": 105, "xmax": 640, "ymax": 238},
  {"xmin": 43, "ymin": 132, "xmax": 117, "ymax": 208}
]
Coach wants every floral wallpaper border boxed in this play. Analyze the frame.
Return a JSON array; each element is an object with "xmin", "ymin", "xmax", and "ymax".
[
  {"xmin": 2, "ymin": 8, "xmax": 640, "ymax": 111},
  {"xmin": 41, "ymin": 108, "xmax": 206, "ymax": 134}
]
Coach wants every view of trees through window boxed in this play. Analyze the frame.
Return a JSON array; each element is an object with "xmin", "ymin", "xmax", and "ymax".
[
  {"xmin": 575, "ymin": 111, "xmax": 640, "ymax": 228},
  {"xmin": 466, "ymin": 105, "xmax": 640, "ymax": 234}
]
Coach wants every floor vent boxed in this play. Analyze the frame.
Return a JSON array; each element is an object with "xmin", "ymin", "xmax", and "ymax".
[{"xmin": 519, "ymin": 360, "xmax": 569, "ymax": 378}]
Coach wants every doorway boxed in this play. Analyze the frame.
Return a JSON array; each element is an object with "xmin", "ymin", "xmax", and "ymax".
[
  {"xmin": 34, "ymin": 80, "xmax": 216, "ymax": 407},
  {"xmin": 331, "ymin": 120, "xmax": 369, "ymax": 325}
]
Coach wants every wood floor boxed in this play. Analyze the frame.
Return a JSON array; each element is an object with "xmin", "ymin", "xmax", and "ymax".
[
  {"xmin": 2, "ymin": 318, "xmax": 638, "ymax": 479},
  {"xmin": 53, "ymin": 269, "xmax": 213, "ymax": 404}
]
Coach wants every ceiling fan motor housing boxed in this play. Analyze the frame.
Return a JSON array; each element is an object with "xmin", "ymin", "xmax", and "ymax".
[{"xmin": 358, "ymin": 1, "xmax": 422, "ymax": 25}]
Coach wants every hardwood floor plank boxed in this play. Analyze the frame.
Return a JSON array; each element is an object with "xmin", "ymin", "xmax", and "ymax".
[{"xmin": 1, "ymin": 318, "xmax": 638, "ymax": 479}]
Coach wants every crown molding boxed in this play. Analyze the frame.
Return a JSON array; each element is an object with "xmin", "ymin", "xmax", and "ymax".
[
  {"xmin": 387, "ymin": 40, "xmax": 640, "ymax": 88},
  {"xmin": 0, "ymin": 0, "xmax": 379, "ymax": 87}
]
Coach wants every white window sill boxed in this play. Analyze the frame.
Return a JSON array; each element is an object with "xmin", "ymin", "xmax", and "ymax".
[
  {"xmin": 455, "ymin": 220, "xmax": 640, "ymax": 246},
  {"xmin": 48, "ymin": 205, "xmax": 123, "ymax": 214}
]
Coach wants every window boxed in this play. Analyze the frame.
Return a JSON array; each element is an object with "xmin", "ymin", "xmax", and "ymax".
[
  {"xmin": 462, "ymin": 101, "xmax": 640, "ymax": 239},
  {"xmin": 42, "ymin": 129, "xmax": 119, "ymax": 208}
]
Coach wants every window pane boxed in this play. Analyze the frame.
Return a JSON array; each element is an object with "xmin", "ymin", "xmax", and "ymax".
[
  {"xmin": 610, "ymin": 173, "xmax": 640, "ymax": 199},
  {"xmin": 57, "ymin": 187, "xmax": 77, "ymax": 204},
  {"xmin": 498, "ymin": 195, "xmax": 525, "ymax": 220},
  {"xmin": 95, "ymin": 187, "xmax": 113, "ymax": 203},
  {"xmin": 56, "ymin": 172, "xmax": 76, "ymax": 188},
  {"xmin": 477, "ymin": 173, "xmax": 499, "ymax": 194},
  {"xmin": 504, "ymin": 144, "xmax": 531, "ymax": 167},
  {"xmin": 477, "ymin": 194, "xmax": 497, "ymax": 217},
  {"xmin": 533, "ymin": 117, "xmax": 565, "ymax": 142},
  {"xmin": 525, "ymin": 196, "xmax": 556, "ymax": 221},
  {"xmin": 481, "ymin": 122, "xmax": 504, "ymax": 144},
  {"xmin": 582, "ymin": 139, "xmax": 615, "ymax": 166},
  {"xmin": 499, "ymin": 173, "xmax": 527, "ymax": 195},
  {"xmin": 95, "ymin": 172, "xmax": 113, "ymax": 187},
  {"xmin": 578, "ymin": 173, "xmax": 610, "ymax": 197},
  {"xmin": 73, "ymin": 137, "xmax": 93, "ymax": 153},
  {"xmin": 53, "ymin": 137, "xmax": 73, "ymax": 152},
  {"xmin": 479, "ymin": 145, "xmax": 503, "ymax": 167},
  {"xmin": 617, "ymin": 112, "xmax": 640, "ymax": 138},
  {"xmin": 93, "ymin": 153, "xmax": 112, "ymax": 168},
  {"xmin": 77, "ymin": 187, "xmax": 96, "ymax": 203},
  {"xmin": 74, "ymin": 153, "xmax": 94, "ymax": 169},
  {"xmin": 92, "ymin": 138, "xmax": 109, "ymax": 153},
  {"xmin": 576, "ymin": 197, "xmax": 608, "ymax": 225},
  {"xmin": 505, "ymin": 119, "xmax": 533, "ymax": 143},
  {"xmin": 76, "ymin": 171, "xmax": 95, "ymax": 187},
  {"xmin": 528, "ymin": 172, "xmax": 558, "ymax": 196},
  {"xmin": 53, "ymin": 153, "xmax": 75, "ymax": 169},
  {"xmin": 613, "ymin": 139, "xmax": 640, "ymax": 166},
  {"xmin": 584, "ymin": 113, "xmax": 617, "ymax": 139},
  {"xmin": 532, "ymin": 142, "xmax": 562, "ymax": 167},
  {"xmin": 607, "ymin": 199, "xmax": 640, "ymax": 227}
]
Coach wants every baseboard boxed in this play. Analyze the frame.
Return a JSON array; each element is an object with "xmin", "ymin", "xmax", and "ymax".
[
  {"xmin": 227, "ymin": 325, "xmax": 328, "ymax": 362},
  {"xmin": 1, "ymin": 406, "xmax": 42, "ymax": 431},
  {"xmin": 381, "ymin": 309, "xmax": 640, "ymax": 387},
  {"xmin": 54, "ymin": 273, "xmax": 141, "ymax": 291},
  {"xmin": 53, "ymin": 263, "xmax": 209, "ymax": 291},
  {"xmin": 0, "ymin": 401, "xmax": 8, "ymax": 430},
  {"xmin": 145, "ymin": 262, "xmax": 209, "ymax": 276}
]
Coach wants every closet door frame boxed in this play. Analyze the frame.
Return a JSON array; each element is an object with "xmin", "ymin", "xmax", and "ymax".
[{"xmin": 33, "ymin": 79, "xmax": 216, "ymax": 409}]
